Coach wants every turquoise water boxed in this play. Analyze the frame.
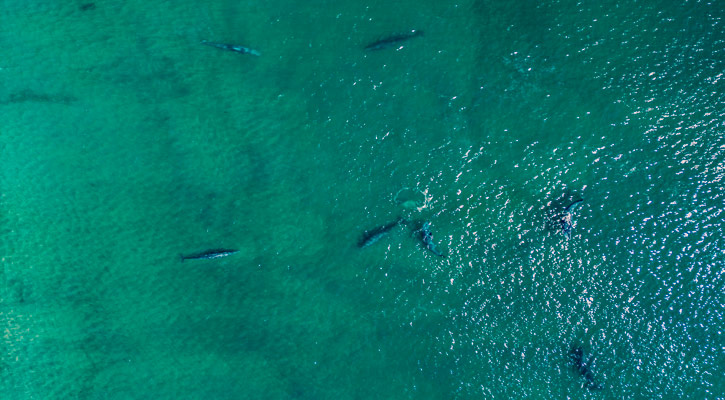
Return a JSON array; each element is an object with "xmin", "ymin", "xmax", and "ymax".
[{"xmin": 1, "ymin": 0, "xmax": 723, "ymax": 398}]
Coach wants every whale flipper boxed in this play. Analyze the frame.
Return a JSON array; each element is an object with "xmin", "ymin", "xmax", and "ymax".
[{"xmin": 564, "ymin": 199, "xmax": 584, "ymax": 213}]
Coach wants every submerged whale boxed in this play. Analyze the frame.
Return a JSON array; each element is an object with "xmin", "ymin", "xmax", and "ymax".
[
  {"xmin": 359, "ymin": 217, "xmax": 407, "ymax": 248},
  {"xmin": 201, "ymin": 40, "xmax": 260, "ymax": 56},
  {"xmin": 364, "ymin": 30, "xmax": 424, "ymax": 51},
  {"xmin": 181, "ymin": 249, "xmax": 238, "ymax": 262},
  {"xmin": 569, "ymin": 345, "xmax": 603, "ymax": 390},
  {"xmin": 417, "ymin": 221, "xmax": 446, "ymax": 257},
  {"xmin": 560, "ymin": 199, "xmax": 584, "ymax": 239}
]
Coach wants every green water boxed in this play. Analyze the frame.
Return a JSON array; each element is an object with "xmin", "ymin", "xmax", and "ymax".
[{"xmin": 1, "ymin": 0, "xmax": 723, "ymax": 398}]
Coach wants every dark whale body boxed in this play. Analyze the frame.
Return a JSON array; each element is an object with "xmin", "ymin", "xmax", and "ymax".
[
  {"xmin": 201, "ymin": 40, "xmax": 260, "ymax": 56},
  {"xmin": 417, "ymin": 221, "xmax": 446, "ymax": 257},
  {"xmin": 181, "ymin": 249, "xmax": 238, "ymax": 262},
  {"xmin": 359, "ymin": 217, "xmax": 407, "ymax": 248},
  {"xmin": 569, "ymin": 346, "xmax": 603, "ymax": 390},
  {"xmin": 364, "ymin": 30, "xmax": 424, "ymax": 51},
  {"xmin": 560, "ymin": 199, "xmax": 584, "ymax": 239}
]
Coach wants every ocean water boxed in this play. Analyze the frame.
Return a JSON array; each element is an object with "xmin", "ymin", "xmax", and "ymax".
[{"xmin": 0, "ymin": 0, "xmax": 723, "ymax": 399}]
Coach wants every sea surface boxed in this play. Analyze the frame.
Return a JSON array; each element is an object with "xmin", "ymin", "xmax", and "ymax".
[{"xmin": 1, "ymin": 0, "xmax": 723, "ymax": 399}]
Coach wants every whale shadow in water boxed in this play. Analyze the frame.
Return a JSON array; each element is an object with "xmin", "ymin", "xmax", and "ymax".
[
  {"xmin": 569, "ymin": 345, "xmax": 604, "ymax": 390},
  {"xmin": 1, "ymin": 89, "xmax": 77, "ymax": 105}
]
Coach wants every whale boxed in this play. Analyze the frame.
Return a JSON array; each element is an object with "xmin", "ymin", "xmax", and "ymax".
[
  {"xmin": 569, "ymin": 345, "xmax": 603, "ymax": 390},
  {"xmin": 359, "ymin": 217, "xmax": 407, "ymax": 248},
  {"xmin": 417, "ymin": 221, "xmax": 446, "ymax": 257},
  {"xmin": 364, "ymin": 30, "xmax": 424, "ymax": 51},
  {"xmin": 560, "ymin": 199, "xmax": 584, "ymax": 239},
  {"xmin": 201, "ymin": 40, "xmax": 260, "ymax": 56},
  {"xmin": 181, "ymin": 249, "xmax": 238, "ymax": 262}
]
